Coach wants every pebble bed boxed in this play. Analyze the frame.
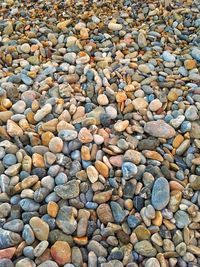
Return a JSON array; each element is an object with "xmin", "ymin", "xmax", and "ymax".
[{"xmin": 0, "ymin": 0, "xmax": 200, "ymax": 267}]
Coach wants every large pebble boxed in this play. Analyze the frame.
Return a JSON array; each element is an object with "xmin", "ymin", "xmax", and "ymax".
[
  {"xmin": 56, "ymin": 206, "xmax": 77, "ymax": 234},
  {"xmin": 51, "ymin": 241, "xmax": 71, "ymax": 265},
  {"xmin": 151, "ymin": 177, "xmax": 170, "ymax": 210},
  {"xmin": 144, "ymin": 120, "xmax": 176, "ymax": 138},
  {"xmin": 29, "ymin": 217, "xmax": 49, "ymax": 241},
  {"xmin": 54, "ymin": 180, "xmax": 80, "ymax": 199},
  {"xmin": 134, "ymin": 240, "xmax": 157, "ymax": 257}
]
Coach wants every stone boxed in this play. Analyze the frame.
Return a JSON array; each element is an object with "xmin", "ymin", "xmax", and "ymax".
[
  {"xmin": 56, "ymin": 206, "xmax": 77, "ymax": 234},
  {"xmin": 133, "ymin": 97, "xmax": 148, "ymax": 110},
  {"xmin": 173, "ymin": 134, "xmax": 184, "ymax": 148},
  {"xmin": 48, "ymin": 137, "xmax": 63, "ymax": 153},
  {"xmin": 34, "ymin": 241, "xmax": 49, "ymax": 257},
  {"xmin": 3, "ymin": 154, "xmax": 17, "ymax": 166},
  {"xmin": 97, "ymin": 94, "xmax": 109, "ymax": 105},
  {"xmin": 51, "ymin": 241, "xmax": 71, "ymax": 265},
  {"xmin": 109, "ymin": 155, "xmax": 123, "ymax": 167},
  {"xmin": 86, "ymin": 166, "xmax": 99, "ymax": 183},
  {"xmin": 0, "ymin": 247, "xmax": 16, "ymax": 259},
  {"xmin": 0, "ymin": 229, "xmax": 21, "ymax": 249},
  {"xmin": 29, "ymin": 217, "xmax": 49, "ymax": 241},
  {"xmin": 149, "ymin": 99, "xmax": 162, "ymax": 111},
  {"xmin": 54, "ymin": 180, "xmax": 80, "ymax": 199},
  {"xmin": 87, "ymin": 240, "xmax": 107, "ymax": 257},
  {"xmin": 93, "ymin": 190, "xmax": 112, "ymax": 204},
  {"xmin": 28, "ymin": 55, "xmax": 39, "ymax": 65},
  {"xmin": 143, "ymin": 150, "xmax": 163, "ymax": 161},
  {"xmin": 22, "ymin": 224, "xmax": 35, "ymax": 245},
  {"xmin": 38, "ymin": 261, "xmax": 58, "ymax": 267},
  {"xmin": 7, "ymin": 119, "xmax": 23, "ymax": 137},
  {"xmin": 138, "ymin": 32, "xmax": 147, "ymax": 48},
  {"xmin": 47, "ymin": 201, "xmax": 59, "ymax": 218},
  {"xmin": 58, "ymin": 130, "xmax": 77, "ymax": 141},
  {"xmin": 116, "ymin": 91, "xmax": 127, "ymax": 103},
  {"xmin": 57, "ymin": 19, "xmax": 72, "ymax": 30},
  {"xmin": 191, "ymin": 47, "xmax": 200, "ymax": 61},
  {"xmin": 95, "ymin": 160, "xmax": 109, "ymax": 178},
  {"xmin": 145, "ymin": 258, "xmax": 160, "ymax": 267},
  {"xmin": 49, "ymin": 230, "xmax": 73, "ymax": 247},
  {"xmin": 134, "ymin": 225, "xmax": 151, "ymax": 240},
  {"xmin": 122, "ymin": 162, "xmax": 137, "ymax": 180},
  {"xmin": 124, "ymin": 150, "xmax": 141, "ymax": 165},
  {"xmin": 114, "ymin": 120, "xmax": 129, "ymax": 132},
  {"xmin": 34, "ymin": 104, "xmax": 52, "ymax": 122},
  {"xmin": 174, "ymin": 210, "xmax": 191, "ymax": 229},
  {"xmin": 151, "ymin": 177, "xmax": 170, "ymax": 210},
  {"xmin": 0, "ymin": 203, "xmax": 11, "ymax": 218},
  {"xmin": 184, "ymin": 59, "xmax": 196, "ymax": 70},
  {"xmin": 110, "ymin": 201, "xmax": 127, "ymax": 223},
  {"xmin": 21, "ymin": 43, "xmax": 31, "ymax": 53},
  {"xmin": 185, "ymin": 106, "xmax": 198, "ymax": 121},
  {"xmin": 105, "ymin": 106, "xmax": 117, "ymax": 119},
  {"xmin": 138, "ymin": 64, "xmax": 151, "ymax": 74},
  {"xmin": 144, "ymin": 120, "xmax": 176, "ymax": 138},
  {"xmin": 108, "ymin": 22, "xmax": 123, "ymax": 31},
  {"xmin": 162, "ymin": 51, "xmax": 176, "ymax": 62},
  {"xmin": 97, "ymin": 204, "xmax": 114, "ymax": 224},
  {"xmin": 0, "ymin": 258, "xmax": 14, "ymax": 267},
  {"xmin": 127, "ymin": 215, "xmax": 141, "ymax": 229},
  {"xmin": 189, "ymin": 175, "xmax": 200, "ymax": 190},
  {"xmin": 168, "ymin": 190, "xmax": 182, "ymax": 213},
  {"xmin": 134, "ymin": 240, "xmax": 157, "ymax": 257},
  {"xmin": 190, "ymin": 121, "xmax": 200, "ymax": 138},
  {"xmin": 3, "ymin": 219, "xmax": 24, "ymax": 232},
  {"xmin": 78, "ymin": 128, "xmax": 93, "ymax": 143},
  {"xmin": 12, "ymin": 100, "xmax": 26, "ymax": 113},
  {"xmin": 32, "ymin": 153, "xmax": 45, "ymax": 168}
]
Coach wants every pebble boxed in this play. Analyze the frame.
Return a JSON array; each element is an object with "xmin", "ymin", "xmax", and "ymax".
[
  {"xmin": 97, "ymin": 204, "xmax": 113, "ymax": 224},
  {"xmin": 49, "ymin": 137, "xmax": 63, "ymax": 153},
  {"xmin": 87, "ymin": 240, "xmax": 107, "ymax": 257},
  {"xmin": 56, "ymin": 206, "xmax": 77, "ymax": 234},
  {"xmin": 149, "ymin": 99, "xmax": 162, "ymax": 112},
  {"xmin": 122, "ymin": 162, "xmax": 137, "ymax": 179},
  {"xmin": 54, "ymin": 180, "xmax": 80, "ymax": 199},
  {"xmin": 0, "ymin": 1, "xmax": 200, "ymax": 267},
  {"xmin": 29, "ymin": 217, "xmax": 49, "ymax": 241},
  {"xmin": 151, "ymin": 177, "xmax": 170, "ymax": 210},
  {"xmin": 34, "ymin": 104, "xmax": 52, "ymax": 122},
  {"xmin": 110, "ymin": 201, "xmax": 127, "ymax": 223},
  {"xmin": 174, "ymin": 210, "xmax": 191, "ymax": 229},
  {"xmin": 145, "ymin": 258, "xmax": 160, "ymax": 267},
  {"xmin": 134, "ymin": 240, "xmax": 157, "ymax": 257},
  {"xmin": 144, "ymin": 120, "xmax": 176, "ymax": 138},
  {"xmin": 114, "ymin": 120, "xmax": 129, "ymax": 132},
  {"xmin": 51, "ymin": 241, "xmax": 71, "ymax": 265},
  {"xmin": 0, "ymin": 259, "xmax": 14, "ymax": 267},
  {"xmin": 0, "ymin": 247, "xmax": 16, "ymax": 259},
  {"xmin": 78, "ymin": 128, "xmax": 93, "ymax": 143},
  {"xmin": 162, "ymin": 51, "xmax": 176, "ymax": 62},
  {"xmin": 58, "ymin": 130, "xmax": 77, "ymax": 141},
  {"xmin": 108, "ymin": 22, "xmax": 123, "ymax": 31},
  {"xmin": 38, "ymin": 261, "xmax": 58, "ymax": 267},
  {"xmin": 86, "ymin": 166, "xmax": 99, "ymax": 183}
]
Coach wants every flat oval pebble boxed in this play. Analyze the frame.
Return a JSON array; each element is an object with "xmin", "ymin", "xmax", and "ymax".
[
  {"xmin": 144, "ymin": 120, "xmax": 176, "ymax": 138},
  {"xmin": 151, "ymin": 177, "xmax": 170, "ymax": 210}
]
